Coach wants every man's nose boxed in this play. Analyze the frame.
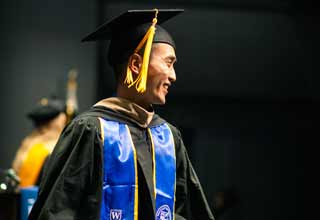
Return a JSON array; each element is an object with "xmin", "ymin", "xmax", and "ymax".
[{"xmin": 169, "ymin": 68, "xmax": 176, "ymax": 82}]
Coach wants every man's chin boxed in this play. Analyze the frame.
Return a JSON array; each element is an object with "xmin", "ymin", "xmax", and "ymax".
[{"xmin": 152, "ymin": 97, "xmax": 166, "ymax": 105}]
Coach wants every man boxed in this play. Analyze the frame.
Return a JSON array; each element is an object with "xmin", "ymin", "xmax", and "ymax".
[{"xmin": 29, "ymin": 9, "xmax": 214, "ymax": 220}]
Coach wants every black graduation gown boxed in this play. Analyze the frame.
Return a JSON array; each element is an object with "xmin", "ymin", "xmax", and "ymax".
[{"xmin": 28, "ymin": 105, "xmax": 214, "ymax": 220}]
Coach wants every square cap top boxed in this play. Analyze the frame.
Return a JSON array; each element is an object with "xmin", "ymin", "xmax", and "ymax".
[{"xmin": 81, "ymin": 9, "xmax": 184, "ymax": 42}]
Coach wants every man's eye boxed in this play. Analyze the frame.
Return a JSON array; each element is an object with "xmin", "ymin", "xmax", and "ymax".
[{"xmin": 166, "ymin": 60, "xmax": 174, "ymax": 65}]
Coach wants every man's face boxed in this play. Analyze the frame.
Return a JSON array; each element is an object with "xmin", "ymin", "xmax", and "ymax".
[{"xmin": 141, "ymin": 43, "xmax": 177, "ymax": 106}]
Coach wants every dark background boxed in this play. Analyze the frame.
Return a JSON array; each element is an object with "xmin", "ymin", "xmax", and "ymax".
[{"xmin": 1, "ymin": 0, "xmax": 316, "ymax": 219}]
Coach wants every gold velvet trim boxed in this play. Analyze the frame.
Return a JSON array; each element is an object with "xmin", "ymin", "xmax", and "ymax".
[{"xmin": 94, "ymin": 97, "xmax": 154, "ymax": 128}]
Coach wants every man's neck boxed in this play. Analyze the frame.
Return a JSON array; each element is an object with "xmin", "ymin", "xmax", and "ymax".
[{"xmin": 116, "ymin": 86, "xmax": 152, "ymax": 112}]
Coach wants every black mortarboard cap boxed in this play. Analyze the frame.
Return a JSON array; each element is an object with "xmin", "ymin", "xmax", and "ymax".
[
  {"xmin": 27, "ymin": 97, "xmax": 66, "ymax": 124},
  {"xmin": 81, "ymin": 9, "xmax": 184, "ymax": 66}
]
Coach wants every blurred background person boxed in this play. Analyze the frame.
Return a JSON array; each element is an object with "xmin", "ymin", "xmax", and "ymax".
[{"xmin": 11, "ymin": 97, "xmax": 67, "ymax": 187}]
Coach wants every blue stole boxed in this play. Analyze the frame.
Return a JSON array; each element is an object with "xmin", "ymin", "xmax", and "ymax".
[{"xmin": 99, "ymin": 118, "xmax": 176, "ymax": 220}]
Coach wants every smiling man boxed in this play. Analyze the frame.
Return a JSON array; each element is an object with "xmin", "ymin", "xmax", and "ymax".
[
  {"xmin": 116, "ymin": 42, "xmax": 176, "ymax": 110},
  {"xmin": 28, "ymin": 9, "xmax": 214, "ymax": 220}
]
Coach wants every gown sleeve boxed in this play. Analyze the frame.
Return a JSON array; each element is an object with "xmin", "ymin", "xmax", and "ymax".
[
  {"xmin": 172, "ymin": 127, "xmax": 215, "ymax": 220},
  {"xmin": 28, "ymin": 116, "xmax": 103, "ymax": 220}
]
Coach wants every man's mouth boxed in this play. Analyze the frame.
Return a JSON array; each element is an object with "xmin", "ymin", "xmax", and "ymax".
[{"xmin": 163, "ymin": 83, "xmax": 171, "ymax": 91}]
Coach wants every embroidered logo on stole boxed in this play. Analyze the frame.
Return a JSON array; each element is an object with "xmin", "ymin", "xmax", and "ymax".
[
  {"xmin": 156, "ymin": 205, "xmax": 172, "ymax": 220},
  {"xmin": 110, "ymin": 209, "xmax": 122, "ymax": 220}
]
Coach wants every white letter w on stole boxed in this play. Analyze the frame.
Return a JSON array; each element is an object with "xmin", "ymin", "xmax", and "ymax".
[{"xmin": 110, "ymin": 209, "xmax": 122, "ymax": 220}]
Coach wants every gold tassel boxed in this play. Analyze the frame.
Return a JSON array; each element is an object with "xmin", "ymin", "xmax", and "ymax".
[{"xmin": 124, "ymin": 9, "xmax": 159, "ymax": 93}]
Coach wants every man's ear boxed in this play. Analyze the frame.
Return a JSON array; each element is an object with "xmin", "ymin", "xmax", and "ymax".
[{"xmin": 128, "ymin": 53, "xmax": 142, "ymax": 75}]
